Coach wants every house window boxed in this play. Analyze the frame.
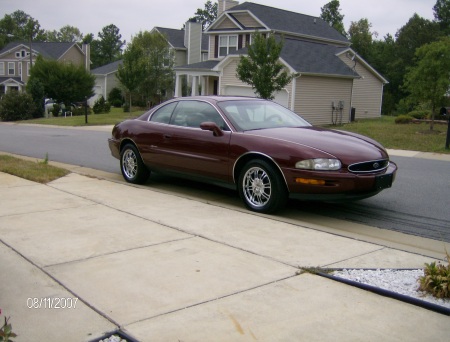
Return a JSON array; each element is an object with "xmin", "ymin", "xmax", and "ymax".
[
  {"xmin": 0, "ymin": 62, "xmax": 4, "ymax": 75},
  {"xmin": 15, "ymin": 50, "xmax": 27, "ymax": 58},
  {"xmin": 8, "ymin": 62, "xmax": 15, "ymax": 75},
  {"xmin": 219, "ymin": 35, "xmax": 238, "ymax": 57}
]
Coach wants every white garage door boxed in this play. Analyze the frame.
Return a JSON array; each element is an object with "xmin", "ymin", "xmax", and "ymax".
[{"xmin": 223, "ymin": 85, "xmax": 289, "ymax": 108}]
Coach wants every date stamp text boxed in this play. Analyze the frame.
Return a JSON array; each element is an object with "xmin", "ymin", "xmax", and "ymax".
[{"xmin": 27, "ymin": 297, "xmax": 78, "ymax": 309}]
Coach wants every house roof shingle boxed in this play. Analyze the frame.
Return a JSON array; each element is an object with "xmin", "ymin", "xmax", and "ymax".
[
  {"xmin": 91, "ymin": 60, "xmax": 123, "ymax": 75},
  {"xmin": 0, "ymin": 42, "xmax": 79, "ymax": 60},
  {"xmin": 214, "ymin": 2, "xmax": 349, "ymax": 44},
  {"xmin": 155, "ymin": 27, "xmax": 209, "ymax": 51}
]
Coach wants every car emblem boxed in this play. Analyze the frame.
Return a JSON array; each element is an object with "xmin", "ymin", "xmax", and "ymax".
[{"xmin": 373, "ymin": 162, "xmax": 380, "ymax": 169}]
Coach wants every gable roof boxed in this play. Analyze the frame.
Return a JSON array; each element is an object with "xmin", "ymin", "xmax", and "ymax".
[
  {"xmin": 280, "ymin": 39, "xmax": 356, "ymax": 77},
  {"xmin": 208, "ymin": 2, "xmax": 349, "ymax": 45},
  {"xmin": 91, "ymin": 59, "xmax": 122, "ymax": 75},
  {"xmin": 154, "ymin": 27, "xmax": 209, "ymax": 51},
  {"xmin": 0, "ymin": 42, "xmax": 81, "ymax": 60}
]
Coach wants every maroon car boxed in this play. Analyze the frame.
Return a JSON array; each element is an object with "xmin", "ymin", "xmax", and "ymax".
[{"xmin": 108, "ymin": 96, "xmax": 397, "ymax": 213}]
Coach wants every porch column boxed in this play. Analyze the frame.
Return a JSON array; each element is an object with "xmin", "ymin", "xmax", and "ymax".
[
  {"xmin": 191, "ymin": 76, "xmax": 199, "ymax": 96},
  {"xmin": 200, "ymin": 76, "xmax": 206, "ymax": 95},
  {"xmin": 175, "ymin": 74, "xmax": 183, "ymax": 97}
]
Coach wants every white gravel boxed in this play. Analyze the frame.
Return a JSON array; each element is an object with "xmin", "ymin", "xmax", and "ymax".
[{"xmin": 332, "ymin": 269, "xmax": 450, "ymax": 310}]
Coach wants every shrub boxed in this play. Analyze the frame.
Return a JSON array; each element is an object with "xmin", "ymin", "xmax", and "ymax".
[
  {"xmin": 0, "ymin": 91, "xmax": 36, "ymax": 121},
  {"xmin": 407, "ymin": 110, "xmax": 428, "ymax": 120},
  {"xmin": 419, "ymin": 251, "xmax": 450, "ymax": 298},
  {"xmin": 52, "ymin": 104, "xmax": 61, "ymax": 117},
  {"xmin": 394, "ymin": 115, "xmax": 413, "ymax": 124},
  {"xmin": 108, "ymin": 87, "xmax": 123, "ymax": 107},
  {"xmin": 92, "ymin": 96, "xmax": 111, "ymax": 114}
]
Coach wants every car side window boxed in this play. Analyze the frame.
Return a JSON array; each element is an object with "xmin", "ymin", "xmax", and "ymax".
[
  {"xmin": 150, "ymin": 102, "xmax": 178, "ymax": 124},
  {"xmin": 171, "ymin": 101, "xmax": 228, "ymax": 130}
]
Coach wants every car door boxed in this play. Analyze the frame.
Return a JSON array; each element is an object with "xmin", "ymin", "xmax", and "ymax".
[{"xmin": 160, "ymin": 100, "xmax": 233, "ymax": 182}]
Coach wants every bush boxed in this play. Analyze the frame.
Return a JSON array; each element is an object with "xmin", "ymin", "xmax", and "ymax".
[
  {"xmin": 407, "ymin": 110, "xmax": 428, "ymax": 120},
  {"xmin": 52, "ymin": 104, "xmax": 61, "ymax": 117},
  {"xmin": 395, "ymin": 115, "xmax": 413, "ymax": 124},
  {"xmin": 108, "ymin": 87, "xmax": 123, "ymax": 107},
  {"xmin": 92, "ymin": 96, "xmax": 111, "ymax": 114},
  {"xmin": 419, "ymin": 251, "xmax": 450, "ymax": 299},
  {"xmin": 0, "ymin": 91, "xmax": 36, "ymax": 121}
]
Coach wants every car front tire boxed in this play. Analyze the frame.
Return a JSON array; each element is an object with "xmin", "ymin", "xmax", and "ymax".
[
  {"xmin": 238, "ymin": 159, "xmax": 288, "ymax": 214},
  {"xmin": 120, "ymin": 144, "xmax": 150, "ymax": 184}
]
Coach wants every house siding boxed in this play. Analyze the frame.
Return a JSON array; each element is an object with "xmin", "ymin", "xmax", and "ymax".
[
  {"xmin": 232, "ymin": 13, "xmax": 261, "ymax": 28},
  {"xmin": 295, "ymin": 75, "xmax": 352, "ymax": 125},
  {"xmin": 339, "ymin": 54, "xmax": 383, "ymax": 119},
  {"xmin": 216, "ymin": 16, "xmax": 239, "ymax": 29},
  {"xmin": 59, "ymin": 47, "xmax": 84, "ymax": 66}
]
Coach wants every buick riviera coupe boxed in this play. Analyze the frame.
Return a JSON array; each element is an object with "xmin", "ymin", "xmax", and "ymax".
[{"xmin": 109, "ymin": 96, "xmax": 397, "ymax": 213}]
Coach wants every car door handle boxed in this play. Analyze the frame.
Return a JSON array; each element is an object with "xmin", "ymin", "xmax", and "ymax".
[{"xmin": 164, "ymin": 134, "xmax": 172, "ymax": 139}]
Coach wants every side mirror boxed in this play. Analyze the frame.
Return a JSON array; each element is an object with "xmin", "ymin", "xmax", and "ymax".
[{"xmin": 200, "ymin": 122, "xmax": 224, "ymax": 136}]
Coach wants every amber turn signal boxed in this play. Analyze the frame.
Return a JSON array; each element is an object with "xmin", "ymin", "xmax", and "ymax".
[{"xmin": 295, "ymin": 178, "xmax": 326, "ymax": 185}]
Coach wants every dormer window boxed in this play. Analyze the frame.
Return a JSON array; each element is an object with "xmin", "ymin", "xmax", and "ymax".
[
  {"xmin": 219, "ymin": 35, "xmax": 238, "ymax": 57},
  {"xmin": 15, "ymin": 50, "xmax": 27, "ymax": 58}
]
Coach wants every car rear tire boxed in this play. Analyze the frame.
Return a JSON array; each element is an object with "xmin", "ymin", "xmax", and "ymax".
[
  {"xmin": 120, "ymin": 144, "xmax": 150, "ymax": 184},
  {"xmin": 238, "ymin": 159, "xmax": 288, "ymax": 214}
]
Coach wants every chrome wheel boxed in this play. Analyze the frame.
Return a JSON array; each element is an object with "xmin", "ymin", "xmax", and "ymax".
[
  {"xmin": 238, "ymin": 159, "xmax": 288, "ymax": 213},
  {"xmin": 242, "ymin": 166, "xmax": 272, "ymax": 208},
  {"xmin": 120, "ymin": 144, "xmax": 150, "ymax": 184},
  {"xmin": 122, "ymin": 149, "xmax": 138, "ymax": 179}
]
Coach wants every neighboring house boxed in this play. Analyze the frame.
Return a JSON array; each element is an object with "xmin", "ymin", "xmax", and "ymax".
[
  {"xmin": 89, "ymin": 25, "xmax": 209, "ymax": 105},
  {"xmin": 0, "ymin": 41, "xmax": 90, "ymax": 95},
  {"xmin": 174, "ymin": 0, "xmax": 388, "ymax": 125},
  {"xmin": 90, "ymin": 59, "xmax": 122, "ymax": 106}
]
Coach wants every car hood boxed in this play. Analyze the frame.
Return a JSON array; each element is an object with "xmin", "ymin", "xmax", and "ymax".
[{"xmin": 246, "ymin": 127, "xmax": 389, "ymax": 163}]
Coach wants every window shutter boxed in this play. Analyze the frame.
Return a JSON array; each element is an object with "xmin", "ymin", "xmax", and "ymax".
[
  {"xmin": 238, "ymin": 35, "xmax": 243, "ymax": 49},
  {"xmin": 245, "ymin": 34, "xmax": 251, "ymax": 46}
]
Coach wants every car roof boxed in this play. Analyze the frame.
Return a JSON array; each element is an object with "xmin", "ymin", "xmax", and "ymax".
[{"xmin": 174, "ymin": 96, "xmax": 266, "ymax": 103}]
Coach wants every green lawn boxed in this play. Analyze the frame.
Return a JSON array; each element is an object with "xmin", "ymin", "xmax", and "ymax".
[
  {"xmin": 332, "ymin": 116, "xmax": 449, "ymax": 154},
  {"xmin": 21, "ymin": 107, "xmax": 146, "ymax": 127}
]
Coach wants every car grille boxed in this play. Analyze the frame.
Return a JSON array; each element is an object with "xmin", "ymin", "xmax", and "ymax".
[{"xmin": 348, "ymin": 159, "xmax": 389, "ymax": 173}]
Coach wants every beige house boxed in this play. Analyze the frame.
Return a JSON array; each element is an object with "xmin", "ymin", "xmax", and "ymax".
[
  {"xmin": 0, "ymin": 42, "xmax": 90, "ymax": 95},
  {"xmin": 175, "ymin": 1, "xmax": 388, "ymax": 125}
]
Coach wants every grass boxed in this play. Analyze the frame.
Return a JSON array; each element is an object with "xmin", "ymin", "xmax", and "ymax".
[
  {"xmin": 0, "ymin": 155, "xmax": 69, "ymax": 183},
  {"xmin": 330, "ymin": 116, "xmax": 450, "ymax": 154},
  {"xmin": 21, "ymin": 107, "xmax": 146, "ymax": 127}
]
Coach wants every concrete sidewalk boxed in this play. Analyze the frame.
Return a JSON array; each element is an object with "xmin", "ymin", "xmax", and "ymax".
[{"xmin": 1, "ymin": 170, "xmax": 450, "ymax": 341}]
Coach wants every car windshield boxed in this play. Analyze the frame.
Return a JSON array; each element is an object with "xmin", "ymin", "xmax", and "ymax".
[{"xmin": 217, "ymin": 100, "xmax": 311, "ymax": 131}]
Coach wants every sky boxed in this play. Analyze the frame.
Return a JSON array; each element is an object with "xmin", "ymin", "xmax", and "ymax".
[{"xmin": 2, "ymin": 0, "xmax": 438, "ymax": 43}]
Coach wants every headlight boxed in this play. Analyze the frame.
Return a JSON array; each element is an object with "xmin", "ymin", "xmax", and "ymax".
[{"xmin": 295, "ymin": 158, "xmax": 341, "ymax": 171}]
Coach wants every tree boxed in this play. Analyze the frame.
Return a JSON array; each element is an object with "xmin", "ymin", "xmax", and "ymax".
[
  {"xmin": 187, "ymin": 0, "xmax": 218, "ymax": 30},
  {"xmin": 348, "ymin": 18, "xmax": 373, "ymax": 60},
  {"xmin": 45, "ymin": 25, "xmax": 83, "ymax": 42},
  {"xmin": 90, "ymin": 24, "xmax": 125, "ymax": 68},
  {"xmin": 433, "ymin": 0, "xmax": 450, "ymax": 34},
  {"xmin": 117, "ymin": 43, "xmax": 144, "ymax": 109},
  {"xmin": 236, "ymin": 32, "xmax": 297, "ymax": 100},
  {"xmin": 320, "ymin": 0, "xmax": 346, "ymax": 36},
  {"xmin": 29, "ymin": 55, "xmax": 95, "ymax": 107},
  {"xmin": 118, "ymin": 31, "xmax": 174, "ymax": 107},
  {"xmin": 0, "ymin": 10, "xmax": 45, "ymax": 49},
  {"xmin": 404, "ymin": 37, "xmax": 450, "ymax": 130}
]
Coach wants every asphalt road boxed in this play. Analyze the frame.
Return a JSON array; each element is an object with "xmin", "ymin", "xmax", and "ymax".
[{"xmin": 1, "ymin": 123, "xmax": 449, "ymax": 242}]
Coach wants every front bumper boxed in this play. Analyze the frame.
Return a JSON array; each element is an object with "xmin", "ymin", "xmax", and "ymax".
[{"xmin": 286, "ymin": 161, "xmax": 398, "ymax": 202}]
